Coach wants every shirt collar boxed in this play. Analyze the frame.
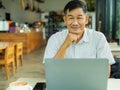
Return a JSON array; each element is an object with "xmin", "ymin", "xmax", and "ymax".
[{"xmin": 78, "ymin": 28, "xmax": 89, "ymax": 44}]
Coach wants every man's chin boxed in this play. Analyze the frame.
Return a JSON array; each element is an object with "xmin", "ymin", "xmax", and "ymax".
[{"xmin": 70, "ymin": 30, "xmax": 81, "ymax": 34}]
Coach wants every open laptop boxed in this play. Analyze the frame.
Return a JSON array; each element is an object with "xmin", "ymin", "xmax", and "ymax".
[{"xmin": 45, "ymin": 58, "xmax": 109, "ymax": 90}]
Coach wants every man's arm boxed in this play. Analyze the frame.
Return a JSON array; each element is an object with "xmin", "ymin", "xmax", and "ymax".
[
  {"xmin": 54, "ymin": 42, "xmax": 68, "ymax": 58},
  {"xmin": 54, "ymin": 33, "xmax": 78, "ymax": 58},
  {"xmin": 108, "ymin": 64, "xmax": 111, "ymax": 78}
]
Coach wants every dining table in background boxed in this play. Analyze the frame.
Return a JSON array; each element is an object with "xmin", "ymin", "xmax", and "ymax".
[{"xmin": 0, "ymin": 42, "xmax": 16, "ymax": 51}]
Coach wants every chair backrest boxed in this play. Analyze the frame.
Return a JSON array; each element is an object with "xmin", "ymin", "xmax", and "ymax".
[
  {"xmin": 0, "ymin": 45, "xmax": 15, "ymax": 64},
  {"xmin": 0, "ymin": 44, "xmax": 15, "ymax": 80},
  {"xmin": 5, "ymin": 45, "xmax": 15, "ymax": 63}
]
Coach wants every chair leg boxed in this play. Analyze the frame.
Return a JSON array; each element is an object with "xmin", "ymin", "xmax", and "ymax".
[
  {"xmin": 16, "ymin": 57, "xmax": 19, "ymax": 69},
  {"xmin": 20, "ymin": 55, "xmax": 23, "ymax": 66},
  {"xmin": 5, "ymin": 64, "xmax": 9, "ymax": 80},
  {"xmin": 12, "ymin": 61, "xmax": 15, "ymax": 75}
]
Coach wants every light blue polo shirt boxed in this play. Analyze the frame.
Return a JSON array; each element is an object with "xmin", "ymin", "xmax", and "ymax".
[{"xmin": 43, "ymin": 28, "xmax": 115, "ymax": 65}]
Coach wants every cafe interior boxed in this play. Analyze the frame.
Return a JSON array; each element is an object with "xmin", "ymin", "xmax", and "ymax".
[{"xmin": 0, "ymin": 0, "xmax": 120, "ymax": 90}]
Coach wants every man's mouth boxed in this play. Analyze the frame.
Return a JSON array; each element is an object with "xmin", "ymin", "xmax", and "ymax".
[{"xmin": 71, "ymin": 27, "xmax": 80, "ymax": 30}]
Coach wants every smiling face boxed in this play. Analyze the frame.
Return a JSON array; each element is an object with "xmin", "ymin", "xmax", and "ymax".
[{"xmin": 63, "ymin": 8, "xmax": 88, "ymax": 36}]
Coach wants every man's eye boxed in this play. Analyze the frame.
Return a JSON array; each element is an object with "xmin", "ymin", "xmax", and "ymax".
[{"xmin": 68, "ymin": 18, "xmax": 73, "ymax": 19}]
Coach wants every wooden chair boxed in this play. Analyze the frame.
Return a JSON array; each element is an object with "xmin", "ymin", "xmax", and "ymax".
[
  {"xmin": 15, "ymin": 42, "xmax": 23, "ymax": 69},
  {"xmin": 0, "ymin": 45, "xmax": 15, "ymax": 80}
]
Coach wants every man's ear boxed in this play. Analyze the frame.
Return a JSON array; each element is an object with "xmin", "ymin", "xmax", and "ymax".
[
  {"xmin": 63, "ymin": 16, "xmax": 67, "ymax": 24},
  {"xmin": 85, "ymin": 16, "xmax": 89, "ymax": 24}
]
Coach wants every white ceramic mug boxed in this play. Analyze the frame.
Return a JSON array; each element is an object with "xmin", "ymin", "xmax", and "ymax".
[{"xmin": 9, "ymin": 81, "xmax": 32, "ymax": 90}]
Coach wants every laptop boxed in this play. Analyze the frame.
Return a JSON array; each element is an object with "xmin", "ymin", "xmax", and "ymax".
[{"xmin": 45, "ymin": 58, "xmax": 108, "ymax": 90}]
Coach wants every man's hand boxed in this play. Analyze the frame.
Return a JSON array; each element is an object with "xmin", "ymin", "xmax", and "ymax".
[
  {"xmin": 63, "ymin": 33, "xmax": 78, "ymax": 48},
  {"xmin": 54, "ymin": 32, "xmax": 78, "ymax": 58}
]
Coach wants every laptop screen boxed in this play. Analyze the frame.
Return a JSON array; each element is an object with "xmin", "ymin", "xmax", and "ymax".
[{"xmin": 45, "ymin": 58, "xmax": 108, "ymax": 90}]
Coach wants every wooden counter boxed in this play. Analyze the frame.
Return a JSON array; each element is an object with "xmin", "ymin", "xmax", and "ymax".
[{"xmin": 0, "ymin": 32, "xmax": 46, "ymax": 54}]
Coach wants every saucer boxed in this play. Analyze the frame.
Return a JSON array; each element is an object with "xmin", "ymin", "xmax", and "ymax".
[
  {"xmin": 6, "ymin": 87, "xmax": 33, "ymax": 90},
  {"xmin": 6, "ymin": 87, "xmax": 10, "ymax": 90}
]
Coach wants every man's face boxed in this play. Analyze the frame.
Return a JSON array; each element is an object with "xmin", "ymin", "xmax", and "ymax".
[{"xmin": 63, "ymin": 8, "xmax": 88, "ymax": 35}]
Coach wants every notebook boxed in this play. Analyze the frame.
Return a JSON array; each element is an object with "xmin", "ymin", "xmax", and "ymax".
[{"xmin": 45, "ymin": 58, "xmax": 109, "ymax": 90}]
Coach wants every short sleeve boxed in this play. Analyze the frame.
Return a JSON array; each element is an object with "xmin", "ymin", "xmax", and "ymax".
[{"xmin": 96, "ymin": 33, "xmax": 115, "ymax": 65}]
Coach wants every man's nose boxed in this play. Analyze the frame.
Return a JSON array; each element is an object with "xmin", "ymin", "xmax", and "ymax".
[{"xmin": 72, "ymin": 19, "xmax": 79, "ymax": 25}]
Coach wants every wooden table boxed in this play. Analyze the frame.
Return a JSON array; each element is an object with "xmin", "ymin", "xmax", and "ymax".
[
  {"xmin": 0, "ymin": 42, "xmax": 8, "ymax": 50},
  {"xmin": 0, "ymin": 42, "xmax": 16, "ymax": 51},
  {"xmin": 6, "ymin": 78, "xmax": 120, "ymax": 90}
]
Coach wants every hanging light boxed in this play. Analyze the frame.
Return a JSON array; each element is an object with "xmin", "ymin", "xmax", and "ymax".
[
  {"xmin": 0, "ymin": 0, "xmax": 5, "ymax": 9},
  {"xmin": 25, "ymin": 3, "xmax": 30, "ymax": 10},
  {"xmin": 21, "ymin": 0, "xmax": 25, "ymax": 10},
  {"xmin": 31, "ymin": 0, "xmax": 36, "ymax": 11},
  {"xmin": 36, "ymin": 2, "xmax": 41, "ymax": 13},
  {"xmin": 30, "ymin": 0, "xmax": 33, "ymax": 11},
  {"xmin": 24, "ymin": 0, "xmax": 30, "ymax": 10}
]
